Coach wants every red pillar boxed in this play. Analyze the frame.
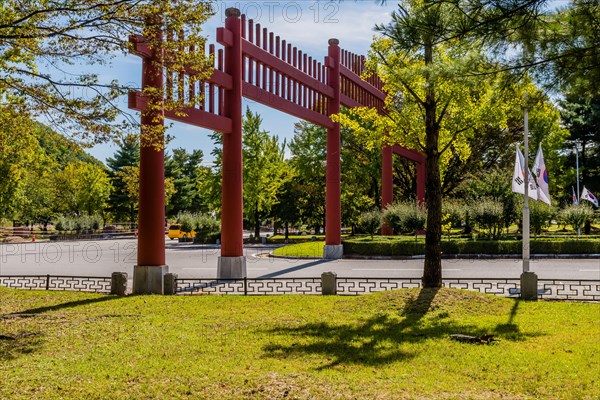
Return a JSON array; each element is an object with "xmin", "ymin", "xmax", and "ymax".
[
  {"xmin": 381, "ymin": 145, "xmax": 394, "ymax": 235},
  {"xmin": 137, "ymin": 23, "xmax": 165, "ymax": 266},
  {"xmin": 135, "ymin": 16, "xmax": 166, "ymax": 294},
  {"xmin": 220, "ymin": 8, "xmax": 244, "ymax": 259},
  {"xmin": 325, "ymin": 38, "xmax": 341, "ymax": 251}
]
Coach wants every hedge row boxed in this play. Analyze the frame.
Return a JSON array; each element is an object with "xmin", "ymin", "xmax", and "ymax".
[
  {"xmin": 343, "ymin": 238, "xmax": 600, "ymax": 256},
  {"xmin": 267, "ymin": 235, "xmax": 324, "ymax": 244}
]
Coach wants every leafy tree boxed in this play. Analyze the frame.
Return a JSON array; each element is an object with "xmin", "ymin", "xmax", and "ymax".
[
  {"xmin": 198, "ymin": 132, "xmax": 225, "ymax": 214},
  {"xmin": 560, "ymin": 93, "xmax": 600, "ymax": 195},
  {"xmin": 340, "ymin": 126, "xmax": 381, "ymax": 231},
  {"xmin": 117, "ymin": 163, "xmax": 175, "ymax": 216},
  {"xmin": 533, "ymin": 1, "xmax": 600, "ymax": 94},
  {"xmin": 271, "ymin": 178, "xmax": 302, "ymax": 240},
  {"xmin": 288, "ymin": 121, "xmax": 380, "ymax": 234},
  {"xmin": 242, "ymin": 108, "xmax": 291, "ymax": 239},
  {"xmin": 52, "ymin": 161, "xmax": 112, "ymax": 216},
  {"xmin": 33, "ymin": 123, "xmax": 104, "ymax": 168},
  {"xmin": 288, "ymin": 122, "xmax": 327, "ymax": 234},
  {"xmin": 165, "ymin": 148, "xmax": 207, "ymax": 217},
  {"xmin": 0, "ymin": 106, "xmax": 46, "ymax": 221},
  {"xmin": 336, "ymin": 1, "xmax": 533, "ymax": 287},
  {"xmin": 458, "ymin": 167, "xmax": 518, "ymax": 230},
  {"xmin": 1, "ymin": 1, "xmax": 214, "ymax": 143}
]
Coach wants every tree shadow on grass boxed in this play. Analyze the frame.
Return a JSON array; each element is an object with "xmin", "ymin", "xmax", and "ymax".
[
  {"xmin": 1, "ymin": 295, "xmax": 121, "ymax": 361},
  {"xmin": 0, "ymin": 331, "xmax": 45, "ymax": 361},
  {"xmin": 5, "ymin": 294, "xmax": 120, "ymax": 316},
  {"xmin": 263, "ymin": 288, "xmax": 473, "ymax": 369},
  {"xmin": 262, "ymin": 289, "xmax": 544, "ymax": 369}
]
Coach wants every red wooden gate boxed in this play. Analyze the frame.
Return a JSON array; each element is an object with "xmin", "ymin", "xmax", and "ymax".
[{"xmin": 128, "ymin": 8, "xmax": 423, "ymax": 293}]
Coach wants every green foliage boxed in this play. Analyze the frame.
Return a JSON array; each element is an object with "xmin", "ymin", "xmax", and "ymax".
[
  {"xmin": 558, "ymin": 204, "xmax": 595, "ymax": 233},
  {"xmin": 54, "ymin": 214, "xmax": 102, "ymax": 233},
  {"xmin": 471, "ymin": 198, "xmax": 504, "ymax": 240},
  {"xmin": 33, "ymin": 122, "xmax": 103, "ymax": 169},
  {"xmin": 176, "ymin": 212, "xmax": 195, "ymax": 235},
  {"xmin": 175, "ymin": 212, "xmax": 220, "ymax": 242},
  {"xmin": 343, "ymin": 236, "xmax": 600, "ymax": 256},
  {"xmin": 272, "ymin": 180, "xmax": 302, "ymax": 239},
  {"xmin": 106, "ymin": 136, "xmax": 140, "ymax": 223},
  {"xmin": 442, "ymin": 199, "xmax": 465, "ymax": 229},
  {"xmin": 560, "ymin": 93, "xmax": 600, "ymax": 196},
  {"xmin": 529, "ymin": 201, "xmax": 556, "ymax": 238},
  {"xmin": 53, "ymin": 161, "xmax": 112, "ymax": 217},
  {"xmin": 165, "ymin": 148, "xmax": 209, "ymax": 217},
  {"xmin": 535, "ymin": 0, "xmax": 600, "ymax": 95},
  {"xmin": 1, "ymin": 1, "xmax": 214, "ymax": 143},
  {"xmin": 358, "ymin": 210, "xmax": 382, "ymax": 239},
  {"xmin": 288, "ymin": 122, "xmax": 327, "ymax": 233},
  {"xmin": 193, "ymin": 214, "xmax": 221, "ymax": 243},
  {"xmin": 382, "ymin": 202, "xmax": 426, "ymax": 236},
  {"xmin": 458, "ymin": 167, "xmax": 518, "ymax": 229},
  {"xmin": 242, "ymin": 108, "xmax": 291, "ymax": 238}
]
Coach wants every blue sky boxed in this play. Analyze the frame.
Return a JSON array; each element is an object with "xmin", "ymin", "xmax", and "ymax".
[
  {"xmin": 85, "ymin": 0, "xmax": 570, "ymax": 164},
  {"xmin": 86, "ymin": 1, "xmax": 398, "ymax": 164}
]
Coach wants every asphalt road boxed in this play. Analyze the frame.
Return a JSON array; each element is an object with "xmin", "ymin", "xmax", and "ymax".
[{"xmin": 0, "ymin": 238, "xmax": 599, "ymax": 280}]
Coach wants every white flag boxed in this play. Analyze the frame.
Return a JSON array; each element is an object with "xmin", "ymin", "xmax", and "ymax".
[
  {"xmin": 572, "ymin": 186, "xmax": 579, "ymax": 205},
  {"xmin": 532, "ymin": 144, "xmax": 551, "ymax": 205},
  {"xmin": 581, "ymin": 186, "xmax": 599, "ymax": 207},
  {"xmin": 512, "ymin": 147, "xmax": 538, "ymax": 200}
]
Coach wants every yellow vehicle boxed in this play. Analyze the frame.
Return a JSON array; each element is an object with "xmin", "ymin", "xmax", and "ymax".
[{"xmin": 167, "ymin": 224, "xmax": 196, "ymax": 240}]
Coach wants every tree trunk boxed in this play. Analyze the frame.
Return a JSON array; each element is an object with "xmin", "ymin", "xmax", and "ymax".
[
  {"xmin": 285, "ymin": 222, "xmax": 289, "ymax": 240},
  {"xmin": 254, "ymin": 205, "xmax": 260, "ymax": 239},
  {"xmin": 422, "ymin": 40, "xmax": 443, "ymax": 288}
]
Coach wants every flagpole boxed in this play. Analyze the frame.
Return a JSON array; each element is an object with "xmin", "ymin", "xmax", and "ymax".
[
  {"xmin": 520, "ymin": 95, "xmax": 537, "ymax": 300},
  {"xmin": 575, "ymin": 141, "xmax": 581, "ymax": 236},
  {"xmin": 523, "ymin": 102, "xmax": 530, "ymax": 273}
]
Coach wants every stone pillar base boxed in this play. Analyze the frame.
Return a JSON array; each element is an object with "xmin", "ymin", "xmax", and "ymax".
[
  {"xmin": 520, "ymin": 271, "xmax": 538, "ymax": 300},
  {"xmin": 323, "ymin": 244, "xmax": 343, "ymax": 259},
  {"xmin": 217, "ymin": 256, "xmax": 247, "ymax": 279},
  {"xmin": 111, "ymin": 272, "xmax": 128, "ymax": 296},
  {"xmin": 321, "ymin": 272, "xmax": 337, "ymax": 295},
  {"xmin": 133, "ymin": 265, "xmax": 168, "ymax": 295}
]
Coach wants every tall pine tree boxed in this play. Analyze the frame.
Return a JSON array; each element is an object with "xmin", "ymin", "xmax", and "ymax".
[{"xmin": 106, "ymin": 135, "xmax": 140, "ymax": 224}]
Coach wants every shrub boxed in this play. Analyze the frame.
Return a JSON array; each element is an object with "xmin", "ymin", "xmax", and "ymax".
[
  {"xmin": 442, "ymin": 199, "xmax": 464, "ymax": 229},
  {"xmin": 177, "ymin": 212, "xmax": 195, "ymax": 234},
  {"xmin": 342, "ymin": 237, "xmax": 600, "ymax": 256},
  {"xmin": 471, "ymin": 198, "xmax": 504, "ymax": 239},
  {"xmin": 558, "ymin": 204, "xmax": 595, "ymax": 234},
  {"xmin": 382, "ymin": 202, "xmax": 426, "ymax": 236},
  {"xmin": 529, "ymin": 202, "xmax": 555, "ymax": 238},
  {"xmin": 358, "ymin": 210, "xmax": 382, "ymax": 239},
  {"xmin": 194, "ymin": 214, "xmax": 221, "ymax": 243},
  {"xmin": 55, "ymin": 217, "xmax": 71, "ymax": 232}
]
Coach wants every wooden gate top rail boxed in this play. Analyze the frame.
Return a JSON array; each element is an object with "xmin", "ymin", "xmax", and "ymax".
[
  {"xmin": 392, "ymin": 144, "xmax": 425, "ymax": 164},
  {"xmin": 128, "ymin": 12, "xmax": 387, "ymax": 132}
]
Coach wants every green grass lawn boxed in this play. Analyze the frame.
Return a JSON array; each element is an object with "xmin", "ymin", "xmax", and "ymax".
[
  {"xmin": 271, "ymin": 241, "xmax": 326, "ymax": 257},
  {"xmin": 1, "ymin": 287, "xmax": 599, "ymax": 399}
]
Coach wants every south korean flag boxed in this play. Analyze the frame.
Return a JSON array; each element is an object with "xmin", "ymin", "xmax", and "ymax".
[{"xmin": 512, "ymin": 147, "xmax": 538, "ymax": 200}]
